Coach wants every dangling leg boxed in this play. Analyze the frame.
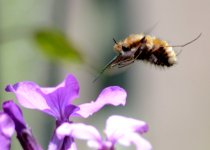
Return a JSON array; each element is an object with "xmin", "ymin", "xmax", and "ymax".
[
  {"xmin": 93, "ymin": 55, "xmax": 131, "ymax": 82},
  {"xmin": 118, "ymin": 59, "xmax": 135, "ymax": 68}
]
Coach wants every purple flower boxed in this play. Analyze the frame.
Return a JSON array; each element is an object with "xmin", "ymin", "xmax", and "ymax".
[
  {"xmin": 56, "ymin": 115, "xmax": 152, "ymax": 150},
  {"xmin": 1, "ymin": 100, "xmax": 42, "ymax": 150},
  {"xmin": 5, "ymin": 74, "xmax": 127, "ymax": 150},
  {"xmin": 0, "ymin": 111, "xmax": 15, "ymax": 150},
  {"xmin": 5, "ymin": 74, "xmax": 127, "ymax": 124}
]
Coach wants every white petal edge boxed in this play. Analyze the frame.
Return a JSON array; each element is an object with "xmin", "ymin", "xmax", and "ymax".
[
  {"xmin": 105, "ymin": 115, "xmax": 148, "ymax": 139},
  {"xmin": 0, "ymin": 113, "xmax": 15, "ymax": 137},
  {"xmin": 118, "ymin": 132, "xmax": 152, "ymax": 150},
  {"xmin": 56, "ymin": 123, "xmax": 101, "ymax": 141}
]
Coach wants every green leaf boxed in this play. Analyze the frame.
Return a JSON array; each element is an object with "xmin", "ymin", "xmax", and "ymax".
[{"xmin": 34, "ymin": 28, "xmax": 83, "ymax": 63}]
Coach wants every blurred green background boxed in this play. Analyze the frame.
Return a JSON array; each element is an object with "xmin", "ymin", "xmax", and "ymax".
[{"xmin": 1, "ymin": 0, "xmax": 210, "ymax": 150}]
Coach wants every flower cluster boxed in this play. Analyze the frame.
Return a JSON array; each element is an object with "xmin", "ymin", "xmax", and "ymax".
[{"xmin": 0, "ymin": 74, "xmax": 152, "ymax": 150}]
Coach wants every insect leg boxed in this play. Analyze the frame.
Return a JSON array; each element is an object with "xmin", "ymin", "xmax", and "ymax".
[
  {"xmin": 93, "ymin": 55, "xmax": 128, "ymax": 82},
  {"xmin": 118, "ymin": 59, "xmax": 135, "ymax": 68},
  {"xmin": 93, "ymin": 56, "xmax": 119, "ymax": 82}
]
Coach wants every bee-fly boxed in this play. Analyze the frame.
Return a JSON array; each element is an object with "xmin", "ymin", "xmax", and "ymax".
[{"xmin": 93, "ymin": 33, "xmax": 201, "ymax": 82}]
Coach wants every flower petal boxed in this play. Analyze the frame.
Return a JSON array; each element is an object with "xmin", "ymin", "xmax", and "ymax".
[
  {"xmin": 56, "ymin": 123, "xmax": 101, "ymax": 141},
  {"xmin": 56, "ymin": 123, "xmax": 102, "ymax": 149},
  {"xmin": 74, "ymin": 86, "xmax": 127, "ymax": 118},
  {"xmin": 48, "ymin": 134, "xmax": 77, "ymax": 150},
  {"xmin": 105, "ymin": 115, "xmax": 148, "ymax": 141},
  {"xmin": 48, "ymin": 132, "xmax": 63, "ymax": 150},
  {"xmin": 5, "ymin": 82, "xmax": 50, "ymax": 110},
  {"xmin": 64, "ymin": 105, "xmax": 80, "ymax": 121},
  {"xmin": 5, "ymin": 74, "xmax": 80, "ymax": 120},
  {"xmin": 87, "ymin": 140, "xmax": 103, "ymax": 149},
  {"xmin": 118, "ymin": 132, "xmax": 152, "ymax": 150},
  {"xmin": 42, "ymin": 74, "xmax": 80, "ymax": 117},
  {"xmin": 0, "ymin": 112, "xmax": 15, "ymax": 138},
  {"xmin": 3, "ymin": 100, "xmax": 26, "ymax": 133},
  {"xmin": 0, "ymin": 112, "xmax": 15, "ymax": 150}
]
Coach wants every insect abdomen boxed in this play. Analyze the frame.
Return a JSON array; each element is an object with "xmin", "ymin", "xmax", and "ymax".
[
  {"xmin": 137, "ymin": 47, "xmax": 176, "ymax": 67},
  {"xmin": 136, "ymin": 36, "xmax": 177, "ymax": 67}
]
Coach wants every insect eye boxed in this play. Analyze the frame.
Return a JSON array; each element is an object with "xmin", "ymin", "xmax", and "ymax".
[{"xmin": 122, "ymin": 46, "xmax": 130, "ymax": 52}]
